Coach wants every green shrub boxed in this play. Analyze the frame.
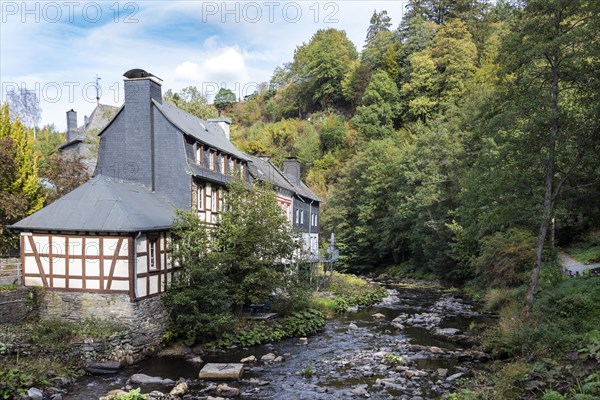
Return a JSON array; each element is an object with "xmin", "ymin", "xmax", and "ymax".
[
  {"xmin": 542, "ymin": 390, "xmax": 565, "ymax": 400},
  {"xmin": 484, "ymin": 279, "xmax": 600, "ymax": 358},
  {"xmin": 208, "ymin": 309, "xmax": 325, "ymax": 349},
  {"xmin": 383, "ymin": 354, "xmax": 405, "ymax": 366},
  {"xmin": 301, "ymin": 364, "xmax": 313, "ymax": 378},
  {"xmin": 108, "ymin": 388, "xmax": 147, "ymax": 400},
  {"xmin": 0, "ymin": 368, "xmax": 34, "ymax": 400},
  {"xmin": 474, "ymin": 228, "xmax": 536, "ymax": 288}
]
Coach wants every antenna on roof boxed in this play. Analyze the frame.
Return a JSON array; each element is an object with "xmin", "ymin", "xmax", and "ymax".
[{"xmin": 95, "ymin": 74, "xmax": 101, "ymax": 105}]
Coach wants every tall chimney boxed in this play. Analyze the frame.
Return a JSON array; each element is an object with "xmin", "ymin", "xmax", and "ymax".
[
  {"xmin": 283, "ymin": 159, "xmax": 301, "ymax": 184},
  {"xmin": 122, "ymin": 69, "xmax": 162, "ymax": 189},
  {"xmin": 208, "ymin": 117, "xmax": 231, "ymax": 140},
  {"xmin": 66, "ymin": 109, "xmax": 77, "ymax": 141}
]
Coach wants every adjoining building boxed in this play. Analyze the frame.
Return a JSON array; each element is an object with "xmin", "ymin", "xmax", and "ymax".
[
  {"xmin": 246, "ymin": 155, "xmax": 320, "ymax": 260},
  {"xmin": 58, "ymin": 104, "xmax": 119, "ymax": 173}
]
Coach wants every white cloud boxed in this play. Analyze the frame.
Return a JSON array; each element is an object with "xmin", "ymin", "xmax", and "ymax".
[{"xmin": 1, "ymin": 1, "xmax": 412, "ymax": 130}]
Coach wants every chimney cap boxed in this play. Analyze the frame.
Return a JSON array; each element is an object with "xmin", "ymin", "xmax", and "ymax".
[{"xmin": 123, "ymin": 68, "xmax": 163, "ymax": 81}]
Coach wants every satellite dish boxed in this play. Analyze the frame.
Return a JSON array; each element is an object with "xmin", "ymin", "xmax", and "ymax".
[{"xmin": 123, "ymin": 69, "xmax": 163, "ymax": 81}]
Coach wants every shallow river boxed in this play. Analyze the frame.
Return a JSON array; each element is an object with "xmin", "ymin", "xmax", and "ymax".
[{"xmin": 65, "ymin": 282, "xmax": 489, "ymax": 400}]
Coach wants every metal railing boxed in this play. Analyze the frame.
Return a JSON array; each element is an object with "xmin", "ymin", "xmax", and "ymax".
[{"xmin": 0, "ymin": 261, "xmax": 22, "ymax": 287}]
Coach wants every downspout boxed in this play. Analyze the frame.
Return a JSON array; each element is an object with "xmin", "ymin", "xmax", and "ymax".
[
  {"xmin": 133, "ymin": 231, "xmax": 142, "ymax": 300},
  {"xmin": 308, "ymin": 199, "xmax": 315, "ymax": 260}
]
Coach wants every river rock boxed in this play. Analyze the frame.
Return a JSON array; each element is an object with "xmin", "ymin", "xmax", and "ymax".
[
  {"xmin": 298, "ymin": 337, "xmax": 308, "ymax": 345},
  {"xmin": 261, "ymin": 353, "xmax": 276, "ymax": 362},
  {"xmin": 130, "ymin": 373, "xmax": 165, "ymax": 384},
  {"xmin": 199, "ymin": 363, "xmax": 244, "ymax": 380},
  {"xmin": 216, "ymin": 383, "xmax": 240, "ymax": 397},
  {"xmin": 429, "ymin": 346, "xmax": 445, "ymax": 354},
  {"xmin": 26, "ymin": 388, "xmax": 43, "ymax": 400},
  {"xmin": 437, "ymin": 368, "xmax": 448, "ymax": 377},
  {"xmin": 446, "ymin": 372, "xmax": 465, "ymax": 381},
  {"xmin": 435, "ymin": 328, "xmax": 461, "ymax": 337},
  {"xmin": 170, "ymin": 380, "xmax": 188, "ymax": 397},
  {"xmin": 456, "ymin": 350, "xmax": 490, "ymax": 361},
  {"xmin": 241, "ymin": 355, "xmax": 257, "ymax": 363},
  {"xmin": 347, "ymin": 306, "xmax": 359, "ymax": 312},
  {"xmin": 371, "ymin": 313, "xmax": 386, "ymax": 320},
  {"xmin": 274, "ymin": 355, "xmax": 285, "ymax": 362},
  {"xmin": 348, "ymin": 323, "xmax": 359, "ymax": 330},
  {"xmin": 84, "ymin": 361, "xmax": 122, "ymax": 375},
  {"xmin": 147, "ymin": 391, "xmax": 171, "ymax": 400},
  {"xmin": 351, "ymin": 384, "xmax": 369, "ymax": 396}
]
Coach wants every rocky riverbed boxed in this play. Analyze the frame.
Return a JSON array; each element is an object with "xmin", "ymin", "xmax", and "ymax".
[{"xmin": 52, "ymin": 280, "xmax": 492, "ymax": 400}]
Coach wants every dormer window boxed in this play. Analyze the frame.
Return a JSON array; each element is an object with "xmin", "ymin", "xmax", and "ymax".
[
  {"xmin": 228, "ymin": 158, "xmax": 234, "ymax": 175},
  {"xmin": 207, "ymin": 150, "xmax": 216, "ymax": 170}
]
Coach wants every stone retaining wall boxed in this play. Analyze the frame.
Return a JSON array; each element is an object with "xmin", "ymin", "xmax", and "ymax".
[
  {"xmin": 39, "ymin": 291, "xmax": 168, "ymax": 364},
  {"xmin": 0, "ymin": 287, "xmax": 34, "ymax": 323}
]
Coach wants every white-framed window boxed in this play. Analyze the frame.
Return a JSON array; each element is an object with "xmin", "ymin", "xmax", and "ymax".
[
  {"xmin": 211, "ymin": 187, "xmax": 218, "ymax": 213},
  {"xmin": 197, "ymin": 184, "xmax": 204, "ymax": 211},
  {"xmin": 295, "ymin": 209, "xmax": 299, "ymax": 224},
  {"xmin": 220, "ymin": 155, "xmax": 226, "ymax": 174},
  {"xmin": 311, "ymin": 213, "xmax": 318, "ymax": 226},
  {"xmin": 218, "ymin": 188, "xmax": 224, "ymax": 211},
  {"xmin": 300, "ymin": 210, "xmax": 304, "ymax": 224},
  {"xmin": 228, "ymin": 158, "xmax": 235, "ymax": 175},
  {"xmin": 205, "ymin": 185, "xmax": 212, "ymax": 211},
  {"xmin": 149, "ymin": 238, "xmax": 158, "ymax": 270}
]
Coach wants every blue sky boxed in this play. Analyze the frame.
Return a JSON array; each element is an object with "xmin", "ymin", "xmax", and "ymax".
[{"xmin": 1, "ymin": 1, "xmax": 409, "ymax": 130}]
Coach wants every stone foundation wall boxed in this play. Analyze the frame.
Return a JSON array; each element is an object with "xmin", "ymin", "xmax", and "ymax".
[
  {"xmin": 0, "ymin": 287, "xmax": 34, "ymax": 323},
  {"xmin": 39, "ymin": 291, "xmax": 168, "ymax": 364}
]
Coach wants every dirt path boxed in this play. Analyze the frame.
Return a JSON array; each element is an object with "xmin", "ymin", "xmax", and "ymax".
[{"xmin": 559, "ymin": 252, "xmax": 600, "ymax": 276}]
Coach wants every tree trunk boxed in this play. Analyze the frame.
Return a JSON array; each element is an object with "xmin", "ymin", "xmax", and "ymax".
[{"xmin": 524, "ymin": 49, "xmax": 560, "ymax": 314}]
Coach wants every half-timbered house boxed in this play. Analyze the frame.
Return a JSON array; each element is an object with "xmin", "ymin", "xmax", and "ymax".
[{"xmin": 10, "ymin": 70, "xmax": 250, "ymax": 332}]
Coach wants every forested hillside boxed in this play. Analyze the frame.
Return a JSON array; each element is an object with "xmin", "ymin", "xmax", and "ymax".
[{"xmin": 196, "ymin": 0, "xmax": 600, "ymax": 289}]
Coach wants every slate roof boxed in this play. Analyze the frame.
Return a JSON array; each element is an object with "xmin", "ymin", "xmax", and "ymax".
[
  {"xmin": 293, "ymin": 181, "xmax": 320, "ymax": 202},
  {"xmin": 9, "ymin": 176, "xmax": 175, "ymax": 233},
  {"xmin": 246, "ymin": 154, "xmax": 296, "ymax": 193},
  {"xmin": 59, "ymin": 104, "xmax": 119, "ymax": 151},
  {"xmin": 245, "ymin": 154, "xmax": 320, "ymax": 202},
  {"xmin": 153, "ymin": 100, "xmax": 249, "ymax": 161}
]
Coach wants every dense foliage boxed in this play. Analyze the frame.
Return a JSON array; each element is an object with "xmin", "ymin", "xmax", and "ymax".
[
  {"xmin": 219, "ymin": 0, "xmax": 600, "ymax": 295},
  {"xmin": 163, "ymin": 181, "xmax": 302, "ymax": 344}
]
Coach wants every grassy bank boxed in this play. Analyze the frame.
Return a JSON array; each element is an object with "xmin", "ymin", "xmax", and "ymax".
[
  {"xmin": 447, "ymin": 277, "xmax": 600, "ymax": 400},
  {"xmin": 310, "ymin": 272, "xmax": 387, "ymax": 318}
]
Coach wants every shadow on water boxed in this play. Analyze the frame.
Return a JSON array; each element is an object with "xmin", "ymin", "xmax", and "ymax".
[{"xmin": 65, "ymin": 282, "xmax": 486, "ymax": 399}]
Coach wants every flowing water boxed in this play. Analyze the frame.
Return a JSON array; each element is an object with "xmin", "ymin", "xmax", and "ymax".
[{"xmin": 64, "ymin": 282, "xmax": 490, "ymax": 400}]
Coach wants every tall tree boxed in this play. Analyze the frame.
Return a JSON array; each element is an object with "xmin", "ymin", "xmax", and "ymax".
[
  {"xmin": 497, "ymin": 0, "xmax": 600, "ymax": 311},
  {"xmin": 365, "ymin": 10, "xmax": 392, "ymax": 44},
  {"xmin": 214, "ymin": 87, "xmax": 237, "ymax": 117},
  {"xmin": 292, "ymin": 29, "xmax": 358, "ymax": 111},
  {"xmin": 0, "ymin": 103, "xmax": 44, "ymax": 252}
]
